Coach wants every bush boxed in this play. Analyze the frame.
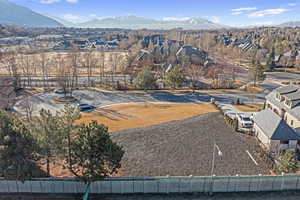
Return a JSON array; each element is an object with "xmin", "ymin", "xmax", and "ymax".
[{"xmin": 275, "ymin": 151, "xmax": 298, "ymax": 174}]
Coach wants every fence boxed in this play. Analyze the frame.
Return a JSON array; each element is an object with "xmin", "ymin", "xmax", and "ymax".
[{"xmin": 0, "ymin": 175, "xmax": 300, "ymax": 194}]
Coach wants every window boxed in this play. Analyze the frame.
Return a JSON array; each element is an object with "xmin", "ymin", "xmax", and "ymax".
[
  {"xmin": 280, "ymin": 140, "xmax": 289, "ymax": 144},
  {"xmin": 276, "ymin": 93, "xmax": 281, "ymax": 101},
  {"xmin": 291, "ymin": 120, "xmax": 294, "ymax": 126},
  {"xmin": 285, "ymin": 99, "xmax": 292, "ymax": 108}
]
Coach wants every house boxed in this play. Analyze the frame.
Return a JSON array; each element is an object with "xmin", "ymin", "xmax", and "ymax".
[
  {"xmin": 176, "ymin": 45, "xmax": 209, "ymax": 65},
  {"xmin": 253, "ymin": 85, "xmax": 300, "ymax": 152},
  {"xmin": 73, "ymin": 40, "xmax": 91, "ymax": 49}
]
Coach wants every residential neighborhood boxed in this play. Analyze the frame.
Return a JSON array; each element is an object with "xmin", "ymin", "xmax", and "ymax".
[{"xmin": 2, "ymin": 0, "xmax": 300, "ymax": 199}]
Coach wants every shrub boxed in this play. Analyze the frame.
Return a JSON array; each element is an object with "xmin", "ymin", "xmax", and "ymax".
[{"xmin": 275, "ymin": 151, "xmax": 298, "ymax": 174}]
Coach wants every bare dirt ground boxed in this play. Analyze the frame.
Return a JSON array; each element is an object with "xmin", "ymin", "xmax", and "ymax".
[
  {"xmin": 77, "ymin": 103, "xmax": 218, "ymax": 132},
  {"xmin": 112, "ymin": 112, "xmax": 270, "ymax": 177}
]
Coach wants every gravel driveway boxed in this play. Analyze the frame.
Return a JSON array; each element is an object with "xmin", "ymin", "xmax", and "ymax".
[{"xmin": 112, "ymin": 112, "xmax": 269, "ymax": 177}]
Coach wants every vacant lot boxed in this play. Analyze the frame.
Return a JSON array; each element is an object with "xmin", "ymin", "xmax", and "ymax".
[
  {"xmin": 112, "ymin": 112, "xmax": 270, "ymax": 177},
  {"xmin": 77, "ymin": 103, "xmax": 217, "ymax": 132}
]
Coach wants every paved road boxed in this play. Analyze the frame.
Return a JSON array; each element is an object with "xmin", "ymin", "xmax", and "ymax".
[
  {"xmin": 14, "ymin": 88, "xmax": 271, "ymax": 115},
  {"xmin": 266, "ymin": 72, "xmax": 300, "ymax": 80}
]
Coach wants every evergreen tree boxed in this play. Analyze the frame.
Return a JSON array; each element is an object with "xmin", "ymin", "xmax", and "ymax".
[
  {"xmin": 29, "ymin": 109, "xmax": 65, "ymax": 177},
  {"xmin": 164, "ymin": 65, "xmax": 185, "ymax": 89},
  {"xmin": 133, "ymin": 67, "xmax": 156, "ymax": 90},
  {"xmin": 0, "ymin": 111, "xmax": 36, "ymax": 181},
  {"xmin": 69, "ymin": 121, "xmax": 124, "ymax": 183}
]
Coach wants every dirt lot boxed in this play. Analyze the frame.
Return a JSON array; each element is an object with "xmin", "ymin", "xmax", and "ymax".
[
  {"xmin": 112, "ymin": 112, "xmax": 270, "ymax": 177},
  {"xmin": 77, "ymin": 103, "xmax": 218, "ymax": 132}
]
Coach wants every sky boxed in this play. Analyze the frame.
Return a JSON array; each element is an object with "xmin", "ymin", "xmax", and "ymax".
[{"xmin": 10, "ymin": 0, "xmax": 300, "ymax": 26}]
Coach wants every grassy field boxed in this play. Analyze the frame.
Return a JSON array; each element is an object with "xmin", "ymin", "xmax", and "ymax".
[
  {"xmin": 235, "ymin": 104, "xmax": 264, "ymax": 112},
  {"xmin": 77, "ymin": 103, "xmax": 218, "ymax": 132}
]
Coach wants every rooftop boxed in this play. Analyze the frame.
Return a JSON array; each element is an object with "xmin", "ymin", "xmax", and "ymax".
[
  {"xmin": 253, "ymin": 110, "xmax": 300, "ymax": 140},
  {"xmin": 275, "ymin": 85, "xmax": 298, "ymax": 95},
  {"xmin": 266, "ymin": 90, "xmax": 300, "ymax": 120}
]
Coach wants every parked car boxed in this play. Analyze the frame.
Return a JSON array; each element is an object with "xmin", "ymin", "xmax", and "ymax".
[
  {"xmin": 54, "ymin": 88, "xmax": 65, "ymax": 94},
  {"xmin": 236, "ymin": 113, "xmax": 253, "ymax": 128},
  {"xmin": 77, "ymin": 103, "xmax": 96, "ymax": 112}
]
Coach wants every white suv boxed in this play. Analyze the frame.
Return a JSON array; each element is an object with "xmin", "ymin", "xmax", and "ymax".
[{"xmin": 236, "ymin": 113, "xmax": 253, "ymax": 128}]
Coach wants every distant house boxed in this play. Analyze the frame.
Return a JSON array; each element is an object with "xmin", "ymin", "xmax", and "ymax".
[
  {"xmin": 53, "ymin": 40, "xmax": 72, "ymax": 50},
  {"xmin": 73, "ymin": 40, "xmax": 91, "ymax": 49},
  {"xmin": 176, "ymin": 45, "xmax": 210, "ymax": 65},
  {"xmin": 233, "ymin": 38, "xmax": 260, "ymax": 52},
  {"xmin": 136, "ymin": 49, "xmax": 152, "ymax": 62},
  {"xmin": 253, "ymin": 85, "xmax": 300, "ymax": 152},
  {"xmin": 223, "ymin": 36, "xmax": 233, "ymax": 46}
]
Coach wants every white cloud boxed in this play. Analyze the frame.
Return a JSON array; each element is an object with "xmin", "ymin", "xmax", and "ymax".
[
  {"xmin": 40, "ymin": 0, "xmax": 60, "ymax": 4},
  {"xmin": 231, "ymin": 7, "xmax": 257, "ymax": 12},
  {"xmin": 40, "ymin": 0, "xmax": 78, "ymax": 4},
  {"xmin": 288, "ymin": 3, "xmax": 298, "ymax": 6},
  {"xmin": 248, "ymin": 8, "xmax": 289, "ymax": 18},
  {"xmin": 231, "ymin": 11, "xmax": 243, "ymax": 15},
  {"xmin": 66, "ymin": 0, "xmax": 78, "ymax": 3}
]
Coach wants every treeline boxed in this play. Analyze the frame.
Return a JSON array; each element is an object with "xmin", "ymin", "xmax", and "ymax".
[{"xmin": 0, "ymin": 105, "xmax": 124, "ymax": 183}]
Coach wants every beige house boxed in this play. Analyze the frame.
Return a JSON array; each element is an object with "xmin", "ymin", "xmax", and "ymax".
[{"xmin": 253, "ymin": 85, "xmax": 300, "ymax": 152}]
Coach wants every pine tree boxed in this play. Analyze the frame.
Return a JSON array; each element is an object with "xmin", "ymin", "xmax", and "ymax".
[
  {"xmin": 164, "ymin": 65, "xmax": 185, "ymax": 89},
  {"xmin": 69, "ymin": 121, "xmax": 124, "ymax": 183}
]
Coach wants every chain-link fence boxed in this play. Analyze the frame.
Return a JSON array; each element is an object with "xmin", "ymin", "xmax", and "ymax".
[{"xmin": 0, "ymin": 175, "xmax": 300, "ymax": 194}]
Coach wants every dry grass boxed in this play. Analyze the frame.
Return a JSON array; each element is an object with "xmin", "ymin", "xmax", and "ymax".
[
  {"xmin": 235, "ymin": 104, "xmax": 264, "ymax": 112},
  {"xmin": 122, "ymin": 88, "xmax": 260, "ymax": 95},
  {"xmin": 77, "ymin": 103, "xmax": 218, "ymax": 132},
  {"xmin": 246, "ymin": 85, "xmax": 265, "ymax": 93}
]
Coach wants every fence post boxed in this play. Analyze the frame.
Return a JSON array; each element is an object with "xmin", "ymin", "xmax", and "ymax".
[
  {"xmin": 6, "ymin": 180, "xmax": 10, "ymax": 193},
  {"xmin": 280, "ymin": 173, "xmax": 285, "ymax": 191},
  {"xmin": 189, "ymin": 175, "xmax": 193, "ymax": 193},
  {"xmin": 258, "ymin": 174, "xmax": 262, "ymax": 192}
]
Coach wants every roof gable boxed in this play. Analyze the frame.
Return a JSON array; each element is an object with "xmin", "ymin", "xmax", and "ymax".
[{"xmin": 254, "ymin": 110, "xmax": 300, "ymax": 140}]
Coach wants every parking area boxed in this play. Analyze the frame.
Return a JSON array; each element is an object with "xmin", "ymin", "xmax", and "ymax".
[
  {"xmin": 14, "ymin": 88, "xmax": 268, "ymax": 115},
  {"xmin": 112, "ymin": 112, "xmax": 270, "ymax": 177}
]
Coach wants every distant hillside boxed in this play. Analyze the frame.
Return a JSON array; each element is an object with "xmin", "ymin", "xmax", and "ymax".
[
  {"xmin": 63, "ymin": 15, "xmax": 227, "ymax": 30},
  {"xmin": 0, "ymin": 0, "xmax": 62, "ymax": 27},
  {"xmin": 278, "ymin": 21, "xmax": 300, "ymax": 28}
]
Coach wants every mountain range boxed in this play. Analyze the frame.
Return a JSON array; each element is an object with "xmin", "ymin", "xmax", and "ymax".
[
  {"xmin": 0, "ymin": 0, "xmax": 62, "ymax": 27},
  {"xmin": 0, "ymin": 0, "xmax": 300, "ymax": 29},
  {"xmin": 72, "ymin": 15, "xmax": 227, "ymax": 30},
  {"xmin": 278, "ymin": 21, "xmax": 300, "ymax": 28},
  {"xmin": 0, "ymin": 0, "xmax": 226, "ymax": 29}
]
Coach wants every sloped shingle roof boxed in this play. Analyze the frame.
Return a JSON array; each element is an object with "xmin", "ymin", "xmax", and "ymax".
[
  {"xmin": 254, "ymin": 110, "xmax": 300, "ymax": 140},
  {"xmin": 275, "ymin": 85, "xmax": 298, "ymax": 95}
]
